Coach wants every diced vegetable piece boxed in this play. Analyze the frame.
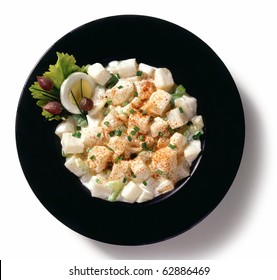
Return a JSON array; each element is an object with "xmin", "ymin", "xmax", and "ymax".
[
  {"xmin": 138, "ymin": 63, "xmax": 156, "ymax": 77},
  {"xmin": 82, "ymin": 126, "xmax": 104, "ymax": 146},
  {"xmin": 109, "ymin": 160, "xmax": 130, "ymax": 181},
  {"xmin": 146, "ymin": 89, "xmax": 171, "ymax": 115},
  {"xmin": 191, "ymin": 115, "xmax": 204, "ymax": 130},
  {"xmin": 150, "ymin": 117, "xmax": 168, "ymax": 137},
  {"xmin": 172, "ymin": 157, "xmax": 190, "ymax": 183},
  {"xmin": 61, "ymin": 132, "xmax": 84, "ymax": 154},
  {"xmin": 154, "ymin": 68, "xmax": 174, "ymax": 91},
  {"xmin": 105, "ymin": 181, "xmax": 123, "ymax": 201},
  {"xmin": 64, "ymin": 155, "xmax": 87, "ymax": 177},
  {"xmin": 87, "ymin": 146, "xmax": 113, "ymax": 173},
  {"xmin": 121, "ymin": 181, "xmax": 142, "ymax": 203},
  {"xmin": 135, "ymin": 79, "xmax": 156, "ymax": 101},
  {"xmin": 89, "ymin": 176, "xmax": 113, "ymax": 199},
  {"xmin": 101, "ymin": 109, "xmax": 123, "ymax": 130},
  {"xmin": 55, "ymin": 117, "xmax": 76, "ymax": 138},
  {"xmin": 91, "ymin": 85, "xmax": 107, "ymax": 109},
  {"xmin": 108, "ymin": 136, "xmax": 128, "ymax": 159},
  {"xmin": 106, "ymin": 60, "xmax": 119, "ymax": 73},
  {"xmin": 166, "ymin": 108, "xmax": 189, "ymax": 129},
  {"xmin": 152, "ymin": 147, "xmax": 177, "ymax": 175},
  {"xmin": 87, "ymin": 63, "xmax": 111, "ymax": 86},
  {"xmin": 128, "ymin": 111, "xmax": 150, "ymax": 134},
  {"xmin": 136, "ymin": 185, "xmax": 154, "ymax": 203},
  {"xmin": 184, "ymin": 140, "xmax": 201, "ymax": 165},
  {"xmin": 174, "ymin": 96, "xmax": 197, "ymax": 120},
  {"xmin": 154, "ymin": 179, "xmax": 174, "ymax": 196},
  {"xmin": 169, "ymin": 132, "xmax": 187, "ymax": 154},
  {"xmin": 106, "ymin": 80, "xmax": 134, "ymax": 105},
  {"xmin": 115, "ymin": 58, "xmax": 137, "ymax": 78},
  {"xmin": 130, "ymin": 157, "xmax": 151, "ymax": 183}
]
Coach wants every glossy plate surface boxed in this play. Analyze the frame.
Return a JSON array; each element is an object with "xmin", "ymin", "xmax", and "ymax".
[{"xmin": 16, "ymin": 15, "xmax": 245, "ymax": 245}]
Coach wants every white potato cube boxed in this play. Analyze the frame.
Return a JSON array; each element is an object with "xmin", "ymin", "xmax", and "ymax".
[
  {"xmin": 170, "ymin": 132, "xmax": 187, "ymax": 154},
  {"xmin": 154, "ymin": 68, "xmax": 174, "ymax": 91},
  {"xmin": 90, "ymin": 176, "xmax": 113, "ymax": 200},
  {"xmin": 184, "ymin": 140, "xmax": 201, "ymax": 165},
  {"xmin": 191, "ymin": 115, "xmax": 204, "ymax": 130},
  {"xmin": 87, "ymin": 146, "xmax": 113, "ymax": 173},
  {"xmin": 147, "ymin": 89, "xmax": 171, "ymax": 115},
  {"xmin": 138, "ymin": 63, "xmax": 156, "ymax": 77},
  {"xmin": 61, "ymin": 133, "xmax": 84, "ymax": 154},
  {"xmin": 130, "ymin": 157, "xmax": 151, "ymax": 183},
  {"xmin": 87, "ymin": 63, "xmax": 111, "ymax": 86},
  {"xmin": 64, "ymin": 156, "xmax": 87, "ymax": 177},
  {"xmin": 166, "ymin": 108, "xmax": 189, "ymax": 129},
  {"xmin": 150, "ymin": 117, "xmax": 168, "ymax": 137},
  {"xmin": 152, "ymin": 147, "xmax": 177, "ymax": 175},
  {"xmin": 82, "ymin": 126, "xmax": 104, "ymax": 146},
  {"xmin": 106, "ymin": 60, "xmax": 119, "ymax": 73},
  {"xmin": 136, "ymin": 186, "xmax": 154, "ymax": 203},
  {"xmin": 91, "ymin": 85, "xmax": 107, "ymax": 109},
  {"xmin": 87, "ymin": 111, "xmax": 103, "ymax": 128},
  {"xmin": 80, "ymin": 173, "xmax": 93, "ymax": 190},
  {"xmin": 108, "ymin": 136, "xmax": 128, "ymax": 158},
  {"xmin": 116, "ymin": 58, "xmax": 137, "ymax": 78},
  {"xmin": 121, "ymin": 181, "xmax": 142, "ymax": 203},
  {"xmin": 101, "ymin": 109, "xmax": 123, "ymax": 130},
  {"xmin": 128, "ymin": 111, "xmax": 150, "ymax": 134},
  {"xmin": 55, "ymin": 117, "xmax": 75, "ymax": 138},
  {"xmin": 109, "ymin": 160, "xmax": 130, "ymax": 181},
  {"xmin": 174, "ymin": 96, "xmax": 197, "ymax": 120},
  {"xmin": 107, "ymin": 80, "xmax": 134, "ymax": 105},
  {"xmin": 154, "ymin": 179, "xmax": 174, "ymax": 196},
  {"xmin": 172, "ymin": 157, "xmax": 190, "ymax": 183}
]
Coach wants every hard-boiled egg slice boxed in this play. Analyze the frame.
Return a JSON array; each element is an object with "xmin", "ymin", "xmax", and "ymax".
[{"xmin": 60, "ymin": 72, "xmax": 96, "ymax": 114}]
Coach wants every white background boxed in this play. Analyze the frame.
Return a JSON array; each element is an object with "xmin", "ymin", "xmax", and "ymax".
[{"xmin": 1, "ymin": 0, "xmax": 277, "ymax": 272}]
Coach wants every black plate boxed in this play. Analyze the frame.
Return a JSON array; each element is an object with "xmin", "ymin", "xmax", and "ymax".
[{"xmin": 16, "ymin": 15, "xmax": 244, "ymax": 245}]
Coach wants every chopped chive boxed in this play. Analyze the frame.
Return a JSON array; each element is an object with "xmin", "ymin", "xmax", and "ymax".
[
  {"xmin": 106, "ymin": 100, "xmax": 113, "ymax": 105},
  {"xmin": 139, "ymin": 135, "xmax": 145, "ymax": 141},
  {"xmin": 76, "ymin": 125, "xmax": 81, "ymax": 131},
  {"xmin": 141, "ymin": 110, "xmax": 147, "ymax": 115},
  {"xmin": 178, "ymin": 107, "xmax": 184, "ymax": 113},
  {"xmin": 116, "ymin": 73, "xmax": 120, "ymax": 79},
  {"xmin": 156, "ymin": 169, "xmax": 163, "ymax": 175},
  {"xmin": 131, "ymin": 172, "xmax": 136, "ymax": 178},
  {"xmin": 130, "ymin": 130, "xmax": 136, "ymax": 135},
  {"xmin": 72, "ymin": 131, "xmax": 81, "ymax": 138},
  {"xmin": 109, "ymin": 131, "xmax": 115, "ymax": 137},
  {"xmin": 104, "ymin": 121, "xmax": 109, "ymax": 126},
  {"xmin": 142, "ymin": 142, "xmax": 147, "ymax": 149},
  {"xmin": 192, "ymin": 131, "xmax": 202, "ymax": 140},
  {"xmin": 117, "ymin": 85, "xmax": 123, "ymax": 89},
  {"xmin": 108, "ymin": 146, "xmax": 114, "ymax": 151},
  {"xmin": 143, "ymin": 181, "xmax": 147, "ymax": 186},
  {"xmin": 122, "ymin": 177, "xmax": 127, "ymax": 183},
  {"xmin": 97, "ymin": 133, "xmax": 101, "ymax": 138},
  {"xmin": 86, "ymin": 147, "xmax": 92, "ymax": 153},
  {"xmin": 134, "ymin": 92, "xmax": 138, "ymax": 97},
  {"xmin": 133, "ymin": 126, "xmax": 140, "ymax": 132},
  {"xmin": 168, "ymin": 143, "xmax": 177, "ymax": 149},
  {"xmin": 187, "ymin": 121, "xmax": 193, "ymax": 126},
  {"xmin": 115, "ymin": 130, "xmax": 122, "ymax": 136},
  {"xmin": 95, "ymin": 178, "xmax": 101, "ymax": 184},
  {"xmin": 90, "ymin": 155, "xmax": 96, "ymax": 160},
  {"xmin": 114, "ymin": 157, "xmax": 120, "ymax": 163},
  {"xmin": 123, "ymin": 101, "xmax": 129, "ymax": 106},
  {"xmin": 136, "ymin": 70, "xmax": 143, "ymax": 76},
  {"xmin": 129, "ymin": 109, "xmax": 135, "ymax": 114},
  {"xmin": 158, "ymin": 132, "xmax": 164, "ymax": 137},
  {"xmin": 127, "ymin": 135, "xmax": 132, "ymax": 142}
]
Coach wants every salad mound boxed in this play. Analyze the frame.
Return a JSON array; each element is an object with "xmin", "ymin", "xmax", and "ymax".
[{"xmin": 29, "ymin": 53, "xmax": 204, "ymax": 203}]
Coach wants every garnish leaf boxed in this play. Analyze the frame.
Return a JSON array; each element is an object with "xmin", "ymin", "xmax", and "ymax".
[{"xmin": 43, "ymin": 52, "xmax": 87, "ymax": 89}]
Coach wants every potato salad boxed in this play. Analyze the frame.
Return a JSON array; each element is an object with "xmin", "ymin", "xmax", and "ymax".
[{"xmin": 30, "ymin": 53, "xmax": 204, "ymax": 203}]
